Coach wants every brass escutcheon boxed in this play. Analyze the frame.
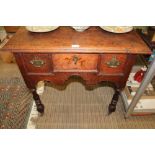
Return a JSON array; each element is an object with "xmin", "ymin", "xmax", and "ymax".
[{"xmin": 72, "ymin": 55, "xmax": 79, "ymax": 65}]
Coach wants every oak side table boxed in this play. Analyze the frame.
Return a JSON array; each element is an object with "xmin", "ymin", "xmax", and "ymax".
[{"xmin": 2, "ymin": 27, "xmax": 151, "ymax": 115}]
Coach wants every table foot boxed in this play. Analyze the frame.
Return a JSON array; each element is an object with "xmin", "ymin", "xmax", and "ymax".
[
  {"xmin": 36, "ymin": 103, "xmax": 44, "ymax": 113},
  {"xmin": 108, "ymin": 89, "xmax": 120, "ymax": 115},
  {"xmin": 32, "ymin": 90, "xmax": 44, "ymax": 114}
]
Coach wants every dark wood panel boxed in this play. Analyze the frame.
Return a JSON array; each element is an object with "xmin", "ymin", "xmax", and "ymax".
[{"xmin": 23, "ymin": 72, "xmax": 124, "ymax": 89}]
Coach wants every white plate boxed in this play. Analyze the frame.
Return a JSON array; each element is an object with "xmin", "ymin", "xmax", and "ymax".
[
  {"xmin": 100, "ymin": 26, "xmax": 133, "ymax": 33},
  {"xmin": 25, "ymin": 26, "xmax": 59, "ymax": 32},
  {"xmin": 71, "ymin": 26, "xmax": 89, "ymax": 32}
]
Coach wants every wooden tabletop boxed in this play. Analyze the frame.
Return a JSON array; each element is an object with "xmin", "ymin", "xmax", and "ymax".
[{"xmin": 2, "ymin": 26, "xmax": 151, "ymax": 54}]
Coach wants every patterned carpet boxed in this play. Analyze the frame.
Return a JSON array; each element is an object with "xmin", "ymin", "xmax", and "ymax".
[
  {"xmin": 0, "ymin": 78, "xmax": 32, "ymax": 129},
  {"xmin": 35, "ymin": 78, "xmax": 155, "ymax": 129}
]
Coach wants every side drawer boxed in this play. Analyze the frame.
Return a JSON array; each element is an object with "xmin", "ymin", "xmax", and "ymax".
[
  {"xmin": 22, "ymin": 53, "xmax": 51, "ymax": 74},
  {"xmin": 100, "ymin": 54, "xmax": 127, "ymax": 75}
]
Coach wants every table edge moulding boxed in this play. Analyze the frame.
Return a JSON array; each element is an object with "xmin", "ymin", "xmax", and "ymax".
[{"xmin": 2, "ymin": 26, "xmax": 151, "ymax": 115}]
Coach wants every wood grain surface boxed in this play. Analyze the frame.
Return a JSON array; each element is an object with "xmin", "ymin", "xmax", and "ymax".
[{"xmin": 2, "ymin": 27, "xmax": 151, "ymax": 54}]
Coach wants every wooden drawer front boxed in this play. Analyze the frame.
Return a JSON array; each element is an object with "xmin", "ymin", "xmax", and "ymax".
[
  {"xmin": 52, "ymin": 54, "xmax": 98, "ymax": 72},
  {"xmin": 100, "ymin": 54, "xmax": 127, "ymax": 75},
  {"xmin": 22, "ymin": 54, "xmax": 51, "ymax": 73}
]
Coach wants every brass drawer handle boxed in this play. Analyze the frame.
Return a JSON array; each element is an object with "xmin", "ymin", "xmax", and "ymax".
[
  {"xmin": 106, "ymin": 56, "xmax": 121, "ymax": 68},
  {"xmin": 30, "ymin": 59, "xmax": 45, "ymax": 67}
]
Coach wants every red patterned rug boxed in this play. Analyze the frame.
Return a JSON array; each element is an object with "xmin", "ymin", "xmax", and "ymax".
[{"xmin": 0, "ymin": 77, "xmax": 32, "ymax": 129}]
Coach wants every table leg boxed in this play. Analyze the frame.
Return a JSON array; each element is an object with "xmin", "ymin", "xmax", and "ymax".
[
  {"xmin": 32, "ymin": 89, "xmax": 44, "ymax": 114},
  {"xmin": 108, "ymin": 89, "xmax": 120, "ymax": 115}
]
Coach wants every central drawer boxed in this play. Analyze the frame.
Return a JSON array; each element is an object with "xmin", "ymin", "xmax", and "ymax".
[{"xmin": 52, "ymin": 54, "xmax": 98, "ymax": 72}]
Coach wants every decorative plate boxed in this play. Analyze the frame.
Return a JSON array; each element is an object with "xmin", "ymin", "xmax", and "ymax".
[
  {"xmin": 100, "ymin": 26, "xmax": 133, "ymax": 33},
  {"xmin": 25, "ymin": 26, "xmax": 59, "ymax": 32},
  {"xmin": 71, "ymin": 26, "xmax": 90, "ymax": 32}
]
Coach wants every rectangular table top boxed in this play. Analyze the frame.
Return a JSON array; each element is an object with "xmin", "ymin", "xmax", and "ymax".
[{"xmin": 2, "ymin": 26, "xmax": 151, "ymax": 54}]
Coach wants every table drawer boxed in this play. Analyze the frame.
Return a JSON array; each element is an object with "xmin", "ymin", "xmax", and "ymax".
[
  {"xmin": 100, "ymin": 54, "xmax": 127, "ymax": 75},
  {"xmin": 52, "ymin": 54, "xmax": 98, "ymax": 72},
  {"xmin": 22, "ymin": 53, "xmax": 51, "ymax": 74}
]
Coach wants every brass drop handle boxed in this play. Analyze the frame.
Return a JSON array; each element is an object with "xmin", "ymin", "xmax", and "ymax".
[
  {"xmin": 106, "ymin": 56, "xmax": 121, "ymax": 68},
  {"xmin": 30, "ymin": 59, "xmax": 45, "ymax": 67},
  {"xmin": 72, "ymin": 55, "xmax": 79, "ymax": 65}
]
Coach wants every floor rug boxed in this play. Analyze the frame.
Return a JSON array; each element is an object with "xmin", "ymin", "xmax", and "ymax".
[
  {"xmin": 0, "ymin": 77, "xmax": 32, "ymax": 129},
  {"xmin": 35, "ymin": 79, "xmax": 155, "ymax": 129}
]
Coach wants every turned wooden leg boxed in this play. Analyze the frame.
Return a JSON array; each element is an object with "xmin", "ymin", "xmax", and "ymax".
[
  {"xmin": 32, "ymin": 89, "xmax": 44, "ymax": 114},
  {"xmin": 108, "ymin": 89, "xmax": 120, "ymax": 115}
]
